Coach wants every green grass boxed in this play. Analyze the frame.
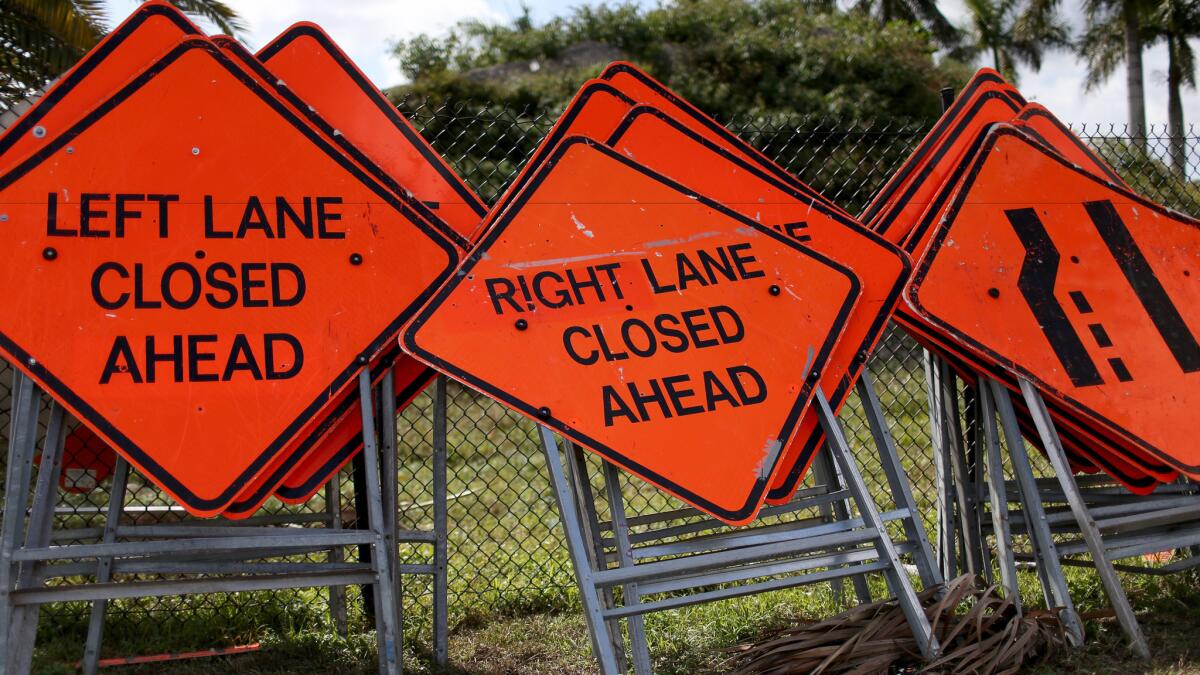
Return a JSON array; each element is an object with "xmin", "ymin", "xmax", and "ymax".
[
  {"xmin": 24, "ymin": 346, "xmax": 1200, "ymax": 673},
  {"xmin": 30, "ymin": 567, "xmax": 1200, "ymax": 673}
]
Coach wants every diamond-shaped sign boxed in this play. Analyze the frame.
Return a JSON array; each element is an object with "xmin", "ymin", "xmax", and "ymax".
[
  {"xmin": 0, "ymin": 2, "xmax": 198, "ymax": 165},
  {"xmin": 0, "ymin": 38, "xmax": 457, "ymax": 515},
  {"xmin": 402, "ymin": 137, "xmax": 860, "ymax": 524},
  {"xmin": 907, "ymin": 125, "xmax": 1200, "ymax": 478},
  {"xmin": 602, "ymin": 106, "xmax": 910, "ymax": 505}
]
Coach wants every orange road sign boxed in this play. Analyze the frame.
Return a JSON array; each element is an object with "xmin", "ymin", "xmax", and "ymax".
[
  {"xmin": 0, "ymin": 2, "xmax": 199, "ymax": 167},
  {"xmin": 209, "ymin": 33, "xmax": 482, "ymax": 509},
  {"xmin": 258, "ymin": 24, "xmax": 486, "ymax": 243},
  {"xmin": 887, "ymin": 113, "xmax": 1180, "ymax": 488},
  {"xmin": 599, "ymin": 62, "xmax": 850, "ymax": 219},
  {"xmin": 603, "ymin": 105, "xmax": 910, "ymax": 504},
  {"xmin": 859, "ymin": 68, "xmax": 1023, "ymax": 228},
  {"xmin": 59, "ymin": 425, "xmax": 117, "ymax": 494},
  {"xmin": 1014, "ymin": 104, "xmax": 1126, "ymax": 188},
  {"xmin": 472, "ymin": 79, "xmax": 637, "ymax": 243},
  {"xmin": 907, "ymin": 125, "xmax": 1200, "ymax": 478},
  {"xmin": 861, "ymin": 71, "xmax": 1024, "ymax": 247},
  {"xmin": 402, "ymin": 137, "xmax": 860, "ymax": 524},
  {"xmin": 0, "ymin": 38, "xmax": 457, "ymax": 515}
]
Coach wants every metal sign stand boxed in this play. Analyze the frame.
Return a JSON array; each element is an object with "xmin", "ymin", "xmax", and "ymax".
[
  {"xmin": 540, "ymin": 373, "xmax": 943, "ymax": 674},
  {"xmin": 938, "ymin": 366, "xmax": 1200, "ymax": 658},
  {"xmin": 975, "ymin": 376, "xmax": 1200, "ymax": 659},
  {"xmin": 0, "ymin": 368, "xmax": 451, "ymax": 675}
]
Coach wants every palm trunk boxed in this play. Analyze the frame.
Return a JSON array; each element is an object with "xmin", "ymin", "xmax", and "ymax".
[
  {"xmin": 1123, "ymin": 0, "xmax": 1147, "ymax": 150},
  {"xmin": 1166, "ymin": 34, "xmax": 1187, "ymax": 177}
]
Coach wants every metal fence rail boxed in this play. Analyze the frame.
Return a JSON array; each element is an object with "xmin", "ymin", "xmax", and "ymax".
[{"xmin": 1, "ymin": 100, "xmax": 1197, "ymax": 640}]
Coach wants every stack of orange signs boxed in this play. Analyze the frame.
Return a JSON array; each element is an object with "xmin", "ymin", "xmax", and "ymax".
[
  {"xmin": 0, "ymin": 2, "xmax": 483, "ymax": 517},
  {"xmin": 400, "ymin": 64, "xmax": 911, "ymax": 525},
  {"xmin": 873, "ymin": 68, "xmax": 1198, "ymax": 493}
]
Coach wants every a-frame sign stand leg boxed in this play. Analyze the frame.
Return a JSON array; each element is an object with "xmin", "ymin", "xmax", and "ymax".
[
  {"xmin": 540, "ymin": 385, "xmax": 942, "ymax": 674},
  {"xmin": 81, "ymin": 455, "xmax": 131, "ymax": 675},
  {"xmin": 978, "ymin": 384, "xmax": 1021, "ymax": 612},
  {"xmin": 539, "ymin": 425, "xmax": 622, "ymax": 675},
  {"xmin": 857, "ymin": 372, "xmax": 942, "ymax": 590},
  {"xmin": 0, "ymin": 367, "xmax": 409, "ymax": 675},
  {"xmin": 923, "ymin": 353, "xmax": 961, "ymax": 579},
  {"xmin": 1015, "ymin": 379, "xmax": 1151, "ymax": 659},
  {"xmin": 0, "ymin": 370, "xmax": 44, "ymax": 675},
  {"xmin": 811, "ymin": 388, "xmax": 937, "ymax": 654},
  {"xmin": 355, "ymin": 370, "xmax": 403, "ymax": 674},
  {"xmin": 983, "ymin": 378, "xmax": 1086, "ymax": 648}
]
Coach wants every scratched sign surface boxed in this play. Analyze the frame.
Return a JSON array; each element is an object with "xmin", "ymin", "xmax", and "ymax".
[
  {"xmin": 908, "ymin": 125, "xmax": 1200, "ymax": 476},
  {"xmin": 403, "ymin": 138, "xmax": 860, "ymax": 524}
]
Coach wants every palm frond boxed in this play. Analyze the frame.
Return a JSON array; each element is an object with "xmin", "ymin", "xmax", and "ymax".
[
  {"xmin": 156, "ymin": 0, "xmax": 247, "ymax": 37},
  {"xmin": 726, "ymin": 575, "xmax": 1066, "ymax": 675}
]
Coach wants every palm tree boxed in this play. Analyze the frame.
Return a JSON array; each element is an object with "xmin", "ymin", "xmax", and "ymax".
[
  {"xmin": 0, "ymin": 0, "xmax": 245, "ymax": 109},
  {"xmin": 850, "ymin": 0, "xmax": 963, "ymax": 47},
  {"xmin": 963, "ymin": 0, "xmax": 1070, "ymax": 84},
  {"xmin": 1150, "ymin": 0, "xmax": 1199, "ymax": 175},
  {"xmin": 1076, "ymin": 0, "xmax": 1156, "ymax": 148}
]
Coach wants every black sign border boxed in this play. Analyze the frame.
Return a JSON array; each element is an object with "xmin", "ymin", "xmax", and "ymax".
[
  {"xmin": 0, "ymin": 38, "xmax": 460, "ymax": 512},
  {"xmin": 602, "ymin": 104, "xmax": 912, "ymax": 503},
  {"xmin": 908, "ymin": 124, "xmax": 1200, "ymax": 474},
  {"xmin": 403, "ymin": 136, "xmax": 861, "ymax": 522},
  {"xmin": 258, "ymin": 24, "xmax": 488, "ymax": 228}
]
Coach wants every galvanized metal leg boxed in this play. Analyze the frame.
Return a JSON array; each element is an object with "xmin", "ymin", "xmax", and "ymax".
[
  {"xmin": 564, "ymin": 443, "xmax": 627, "ymax": 672},
  {"xmin": 968, "ymin": 388, "xmax": 994, "ymax": 584},
  {"xmin": 379, "ymin": 367, "xmax": 403, "ymax": 661},
  {"xmin": 602, "ymin": 463, "xmax": 652, "ymax": 675},
  {"xmin": 357, "ymin": 369, "xmax": 401, "ymax": 675},
  {"xmin": 1018, "ymin": 379, "xmax": 1150, "ymax": 659},
  {"xmin": 813, "ymin": 387, "xmax": 940, "ymax": 660},
  {"xmin": 936, "ymin": 363, "xmax": 975, "ymax": 575},
  {"xmin": 0, "ymin": 371, "xmax": 41, "ymax": 675},
  {"xmin": 945, "ymin": 378, "xmax": 984, "ymax": 578},
  {"xmin": 325, "ymin": 475, "xmax": 349, "ymax": 638},
  {"xmin": 539, "ymin": 426, "xmax": 619, "ymax": 675},
  {"xmin": 81, "ymin": 456, "xmax": 130, "ymax": 675},
  {"xmin": 7, "ymin": 402, "xmax": 67, "ymax": 674},
  {"xmin": 987, "ymin": 378, "xmax": 1084, "ymax": 647},
  {"xmin": 811, "ymin": 445, "xmax": 872, "ymax": 604},
  {"xmin": 923, "ymin": 353, "xmax": 957, "ymax": 579},
  {"xmin": 978, "ymin": 385, "xmax": 1020, "ymax": 608},
  {"xmin": 856, "ymin": 372, "xmax": 942, "ymax": 589},
  {"xmin": 431, "ymin": 376, "xmax": 449, "ymax": 667}
]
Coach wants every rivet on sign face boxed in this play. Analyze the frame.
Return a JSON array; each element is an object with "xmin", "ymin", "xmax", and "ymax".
[
  {"xmin": 356, "ymin": 355, "xmax": 369, "ymax": 366},
  {"xmin": 191, "ymin": 147, "xmax": 200, "ymax": 156},
  {"xmin": 537, "ymin": 406, "xmax": 552, "ymax": 420},
  {"xmin": 987, "ymin": 288, "xmax": 1001, "ymax": 299},
  {"xmin": 515, "ymin": 318, "xmax": 529, "ymax": 331},
  {"xmin": 0, "ymin": 214, "xmax": 8, "ymax": 222},
  {"xmin": 809, "ymin": 369, "xmax": 821, "ymax": 380},
  {"xmin": 349, "ymin": 253, "xmax": 363, "ymax": 265},
  {"xmin": 32, "ymin": 126, "xmax": 46, "ymax": 138},
  {"xmin": 66, "ymin": 146, "xmax": 74, "ymax": 154},
  {"xmin": 27, "ymin": 357, "xmax": 36, "ymax": 367},
  {"xmin": 768, "ymin": 284, "xmax": 781, "ymax": 296},
  {"xmin": 42, "ymin": 247, "xmax": 57, "ymax": 261}
]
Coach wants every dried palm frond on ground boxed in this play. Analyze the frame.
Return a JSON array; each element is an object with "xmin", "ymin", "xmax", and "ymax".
[{"xmin": 725, "ymin": 575, "xmax": 1066, "ymax": 675}]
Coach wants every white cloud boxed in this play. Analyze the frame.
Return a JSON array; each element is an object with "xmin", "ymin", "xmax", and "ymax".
[
  {"xmin": 104, "ymin": 0, "xmax": 503, "ymax": 89},
  {"xmin": 105, "ymin": 0, "xmax": 1197, "ymax": 125},
  {"xmin": 942, "ymin": 0, "xmax": 1200, "ymax": 128}
]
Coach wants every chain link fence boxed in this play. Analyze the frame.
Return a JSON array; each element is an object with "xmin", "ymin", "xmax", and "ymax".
[{"xmin": 1, "ymin": 100, "xmax": 1197, "ymax": 646}]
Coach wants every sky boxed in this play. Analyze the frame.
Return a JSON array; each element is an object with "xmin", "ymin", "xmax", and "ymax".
[{"xmin": 104, "ymin": 0, "xmax": 1199, "ymax": 129}]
